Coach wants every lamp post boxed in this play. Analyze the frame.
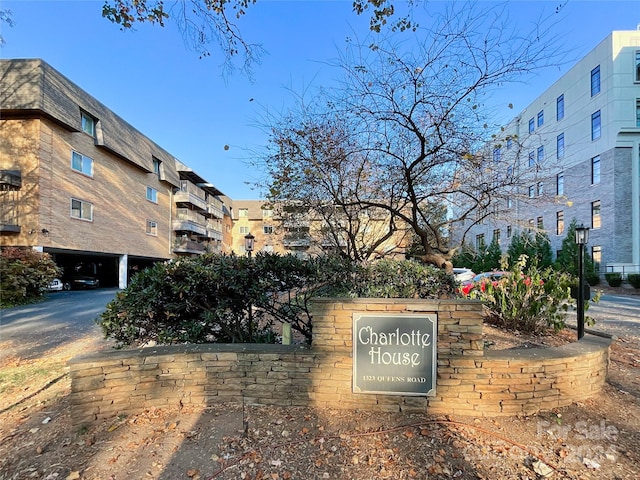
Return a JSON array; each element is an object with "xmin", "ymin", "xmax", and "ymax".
[
  {"xmin": 575, "ymin": 224, "xmax": 590, "ymax": 340},
  {"xmin": 244, "ymin": 232, "xmax": 255, "ymax": 258},
  {"xmin": 242, "ymin": 231, "xmax": 255, "ymax": 436},
  {"xmin": 244, "ymin": 232, "xmax": 255, "ymax": 343}
]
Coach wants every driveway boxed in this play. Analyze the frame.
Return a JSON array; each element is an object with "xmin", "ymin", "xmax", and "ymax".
[
  {"xmin": 586, "ymin": 293, "xmax": 640, "ymax": 339},
  {"xmin": 0, "ymin": 288, "xmax": 118, "ymax": 362}
]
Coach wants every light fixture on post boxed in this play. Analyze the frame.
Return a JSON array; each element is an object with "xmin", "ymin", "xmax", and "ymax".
[
  {"xmin": 574, "ymin": 223, "xmax": 590, "ymax": 340},
  {"xmin": 244, "ymin": 232, "xmax": 255, "ymax": 258}
]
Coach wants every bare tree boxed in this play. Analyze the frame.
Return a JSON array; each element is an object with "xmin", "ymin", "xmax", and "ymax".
[
  {"xmin": 256, "ymin": 1, "xmax": 565, "ymax": 269},
  {"xmin": 262, "ymin": 111, "xmax": 410, "ymax": 261},
  {"xmin": 0, "ymin": 9, "xmax": 14, "ymax": 46},
  {"xmin": 101, "ymin": 0, "xmax": 417, "ymax": 76}
]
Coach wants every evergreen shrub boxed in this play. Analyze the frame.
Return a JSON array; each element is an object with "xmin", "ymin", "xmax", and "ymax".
[
  {"xmin": 627, "ymin": 274, "xmax": 640, "ymax": 289},
  {"xmin": 0, "ymin": 247, "xmax": 60, "ymax": 307},
  {"xmin": 98, "ymin": 254, "xmax": 455, "ymax": 348},
  {"xmin": 604, "ymin": 273, "xmax": 622, "ymax": 287}
]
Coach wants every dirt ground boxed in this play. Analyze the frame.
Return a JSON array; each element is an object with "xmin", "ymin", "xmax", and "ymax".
[{"xmin": 1, "ymin": 308, "xmax": 639, "ymax": 479}]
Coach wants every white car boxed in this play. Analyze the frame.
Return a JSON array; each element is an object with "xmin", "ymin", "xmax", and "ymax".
[
  {"xmin": 47, "ymin": 278, "xmax": 65, "ymax": 291},
  {"xmin": 452, "ymin": 268, "xmax": 475, "ymax": 283}
]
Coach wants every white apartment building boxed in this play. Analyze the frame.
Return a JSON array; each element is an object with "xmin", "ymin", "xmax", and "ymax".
[{"xmin": 464, "ymin": 29, "xmax": 640, "ymax": 274}]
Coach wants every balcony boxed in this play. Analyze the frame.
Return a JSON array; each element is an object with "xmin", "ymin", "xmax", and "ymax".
[
  {"xmin": 283, "ymin": 235, "xmax": 311, "ymax": 248},
  {"xmin": 173, "ymin": 208, "xmax": 207, "ymax": 235},
  {"xmin": 206, "ymin": 197, "xmax": 224, "ymax": 219},
  {"xmin": 175, "ymin": 189, "xmax": 207, "ymax": 211},
  {"xmin": 173, "ymin": 237, "xmax": 207, "ymax": 255}
]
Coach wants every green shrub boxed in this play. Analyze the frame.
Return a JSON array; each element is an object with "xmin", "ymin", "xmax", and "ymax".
[
  {"xmin": 585, "ymin": 272, "xmax": 601, "ymax": 286},
  {"xmin": 604, "ymin": 272, "xmax": 622, "ymax": 287},
  {"xmin": 627, "ymin": 274, "xmax": 640, "ymax": 289},
  {"xmin": 464, "ymin": 254, "xmax": 575, "ymax": 334},
  {"xmin": 98, "ymin": 253, "xmax": 358, "ymax": 348},
  {"xmin": 0, "ymin": 247, "xmax": 60, "ymax": 307},
  {"xmin": 98, "ymin": 254, "xmax": 456, "ymax": 348},
  {"xmin": 326, "ymin": 258, "xmax": 456, "ymax": 299}
]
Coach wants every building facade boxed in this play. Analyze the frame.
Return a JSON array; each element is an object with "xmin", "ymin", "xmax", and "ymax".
[
  {"xmin": 0, "ymin": 59, "xmax": 231, "ymax": 287},
  {"xmin": 231, "ymin": 200, "xmax": 410, "ymax": 260},
  {"xmin": 464, "ymin": 30, "xmax": 640, "ymax": 274}
]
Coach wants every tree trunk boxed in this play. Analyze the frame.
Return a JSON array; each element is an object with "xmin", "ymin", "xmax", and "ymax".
[{"xmin": 419, "ymin": 253, "xmax": 453, "ymax": 273}]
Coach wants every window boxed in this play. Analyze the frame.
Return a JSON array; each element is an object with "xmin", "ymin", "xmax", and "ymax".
[
  {"xmin": 528, "ymin": 151, "xmax": 535, "ymax": 167},
  {"xmin": 591, "ymin": 65, "xmax": 600, "ymax": 96},
  {"xmin": 493, "ymin": 147, "xmax": 501, "ymax": 162},
  {"xmin": 506, "ymin": 197, "xmax": 512, "ymax": 209},
  {"xmin": 71, "ymin": 198, "xmax": 92, "ymax": 221},
  {"xmin": 537, "ymin": 145, "xmax": 544, "ymax": 163},
  {"xmin": 263, "ymin": 245, "xmax": 274, "ymax": 253},
  {"xmin": 239, "ymin": 226, "xmax": 249, "ymax": 234},
  {"xmin": 556, "ymin": 94, "xmax": 564, "ymax": 121},
  {"xmin": 506, "ymin": 137, "xmax": 513, "ymax": 149},
  {"xmin": 537, "ymin": 110, "xmax": 544, "ymax": 127},
  {"xmin": 537, "ymin": 181, "xmax": 544, "ymax": 196},
  {"xmin": 263, "ymin": 225, "xmax": 273, "ymax": 234},
  {"xmin": 507, "ymin": 225, "xmax": 512, "ymax": 238},
  {"xmin": 262, "ymin": 209, "xmax": 274, "ymax": 219},
  {"xmin": 493, "ymin": 229, "xmax": 501, "ymax": 243},
  {"xmin": 528, "ymin": 218, "xmax": 534, "ymax": 230},
  {"xmin": 475, "ymin": 234, "xmax": 485, "ymax": 250},
  {"xmin": 591, "ymin": 110, "xmax": 601, "ymax": 140},
  {"xmin": 81, "ymin": 111, "xmax": 95, "ymax": 137},
  {"xmin": 146, "ymin": 220, "xmax": 158, "ymax": 236},
  {"xmin": 591, "ymin": 156, "xmax": 601, "ymax": 184},
  {"xmin": 592, "ymin": 245, "xmax": 602, "ymax": 268},
  {"xmin": 146, "ymin": 186, "xmax": 158, "ymax": 203},
  {"xmin": 636, "ymin": 99, "xmax": 640, "ymax": 127},
  {"xmin": 152, "ymin": 158, "xmax": 161, "ymax": 176},
  {"xmin": 529, "ymin": 185, "xmax": 535, "ymax": 198},
  {"xmin": 556, "ymin": 211, "xmax": 564, "ymax": 235},
  {"xmin": 71, "ymin": 151, "xmax": 93, "ymax": 176},
  {"xmin": 636, "ymin": 51, "xmax": 640, "ymax": 82},
  {"xmin": 591, "ymin": 200, "xmax": 601, "ymax": 229},
  {"xmin": 537, "ymin": 216, "xmax": 544, "ymax": 229},
  {"xmin": 238, "ymin": 208, "xmax": 248, "ymax": 218},
  {"xmin": 556, "ymin": 173, "xmax": 564, "ymax": 196},
  {"xmin": 528, "ymin": 118, "xmax": 535, "ymax": 133},
  {"xmin": 556, "ymin": 133, "xmax": 565, "ymax": 159}
]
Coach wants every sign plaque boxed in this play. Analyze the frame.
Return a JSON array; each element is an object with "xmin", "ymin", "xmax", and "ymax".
[{"xmin": 353, "ymin": 313, "xmax": 437, "ymax": 396}]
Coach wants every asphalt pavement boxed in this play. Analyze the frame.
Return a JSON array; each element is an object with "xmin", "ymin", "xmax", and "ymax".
[
  {"xmin": 583, "ymin": 294, "xmax": 640, "ymax": 339},
  {"xmin": 0, "ymin": 288, "xmax": 118, "ymax": 361}
]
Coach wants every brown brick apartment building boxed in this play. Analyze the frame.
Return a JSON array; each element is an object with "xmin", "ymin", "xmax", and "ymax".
[{"xmin": 0, "ymin": 59, "xmax": 231, "ymax": 287}]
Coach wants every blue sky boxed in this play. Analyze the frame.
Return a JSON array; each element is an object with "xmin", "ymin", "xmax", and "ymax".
[{"xmin": 1, "ymin": 0, "xmax": 637, "ymax": 199}]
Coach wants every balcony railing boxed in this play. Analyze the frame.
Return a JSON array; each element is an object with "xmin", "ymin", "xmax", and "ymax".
[
  {"xmin": 207, "ymin": 203, "xmax": 223, "ymax": 219},
  {"xmin": 173, "ymin": 208, "xmax": 207, "ymax": 235},
  {"xmin": 179, "ymin": 180, "xmax": 205, "ymax": 198},
  {"xmin": 283, "ymin": 235, "xmax": 311, "ymax": 247},
  {"xmin": 173, "ymin": 237, "xmax": 207, "ymax": 254},
  {"xmin": 175, "ymin": 190, "xmax": 207, "ymax": 211}
]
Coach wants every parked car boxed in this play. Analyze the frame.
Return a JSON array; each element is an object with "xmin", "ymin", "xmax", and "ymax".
[
  {"xmin": 459, "ymin": 271, "xmax": 508, "ymax": 295},
  {"xmin": 452, "ymin": 268, "xmax": 475, "ymax": 283},
  {"xmin": 65, "ymin": 274, "xmax": 99, "ymax": 290},
  {"xmin": 47, "ymin": 278, "xmax": 65, "ymax": 292}
]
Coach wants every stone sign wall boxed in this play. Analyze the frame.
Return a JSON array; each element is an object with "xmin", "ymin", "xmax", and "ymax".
[{"xmin": 68, "ymin": 298, "xmax": 611, "ymax": 425}]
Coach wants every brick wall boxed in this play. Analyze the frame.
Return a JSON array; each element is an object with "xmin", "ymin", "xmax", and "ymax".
[{"xmin": 68, "ymin": 299, "xmax": 611, "ymax": 425}]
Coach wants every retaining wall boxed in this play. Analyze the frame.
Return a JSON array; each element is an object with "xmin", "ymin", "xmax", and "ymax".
[{"xmin": 68, "ymin": 299, "xmax": 611, "ymax": 425}]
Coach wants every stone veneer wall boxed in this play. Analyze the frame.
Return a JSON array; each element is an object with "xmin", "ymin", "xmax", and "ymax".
[{"xmin": 68, "ymin": 299, "xmax": 611, "ymax": 425}]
